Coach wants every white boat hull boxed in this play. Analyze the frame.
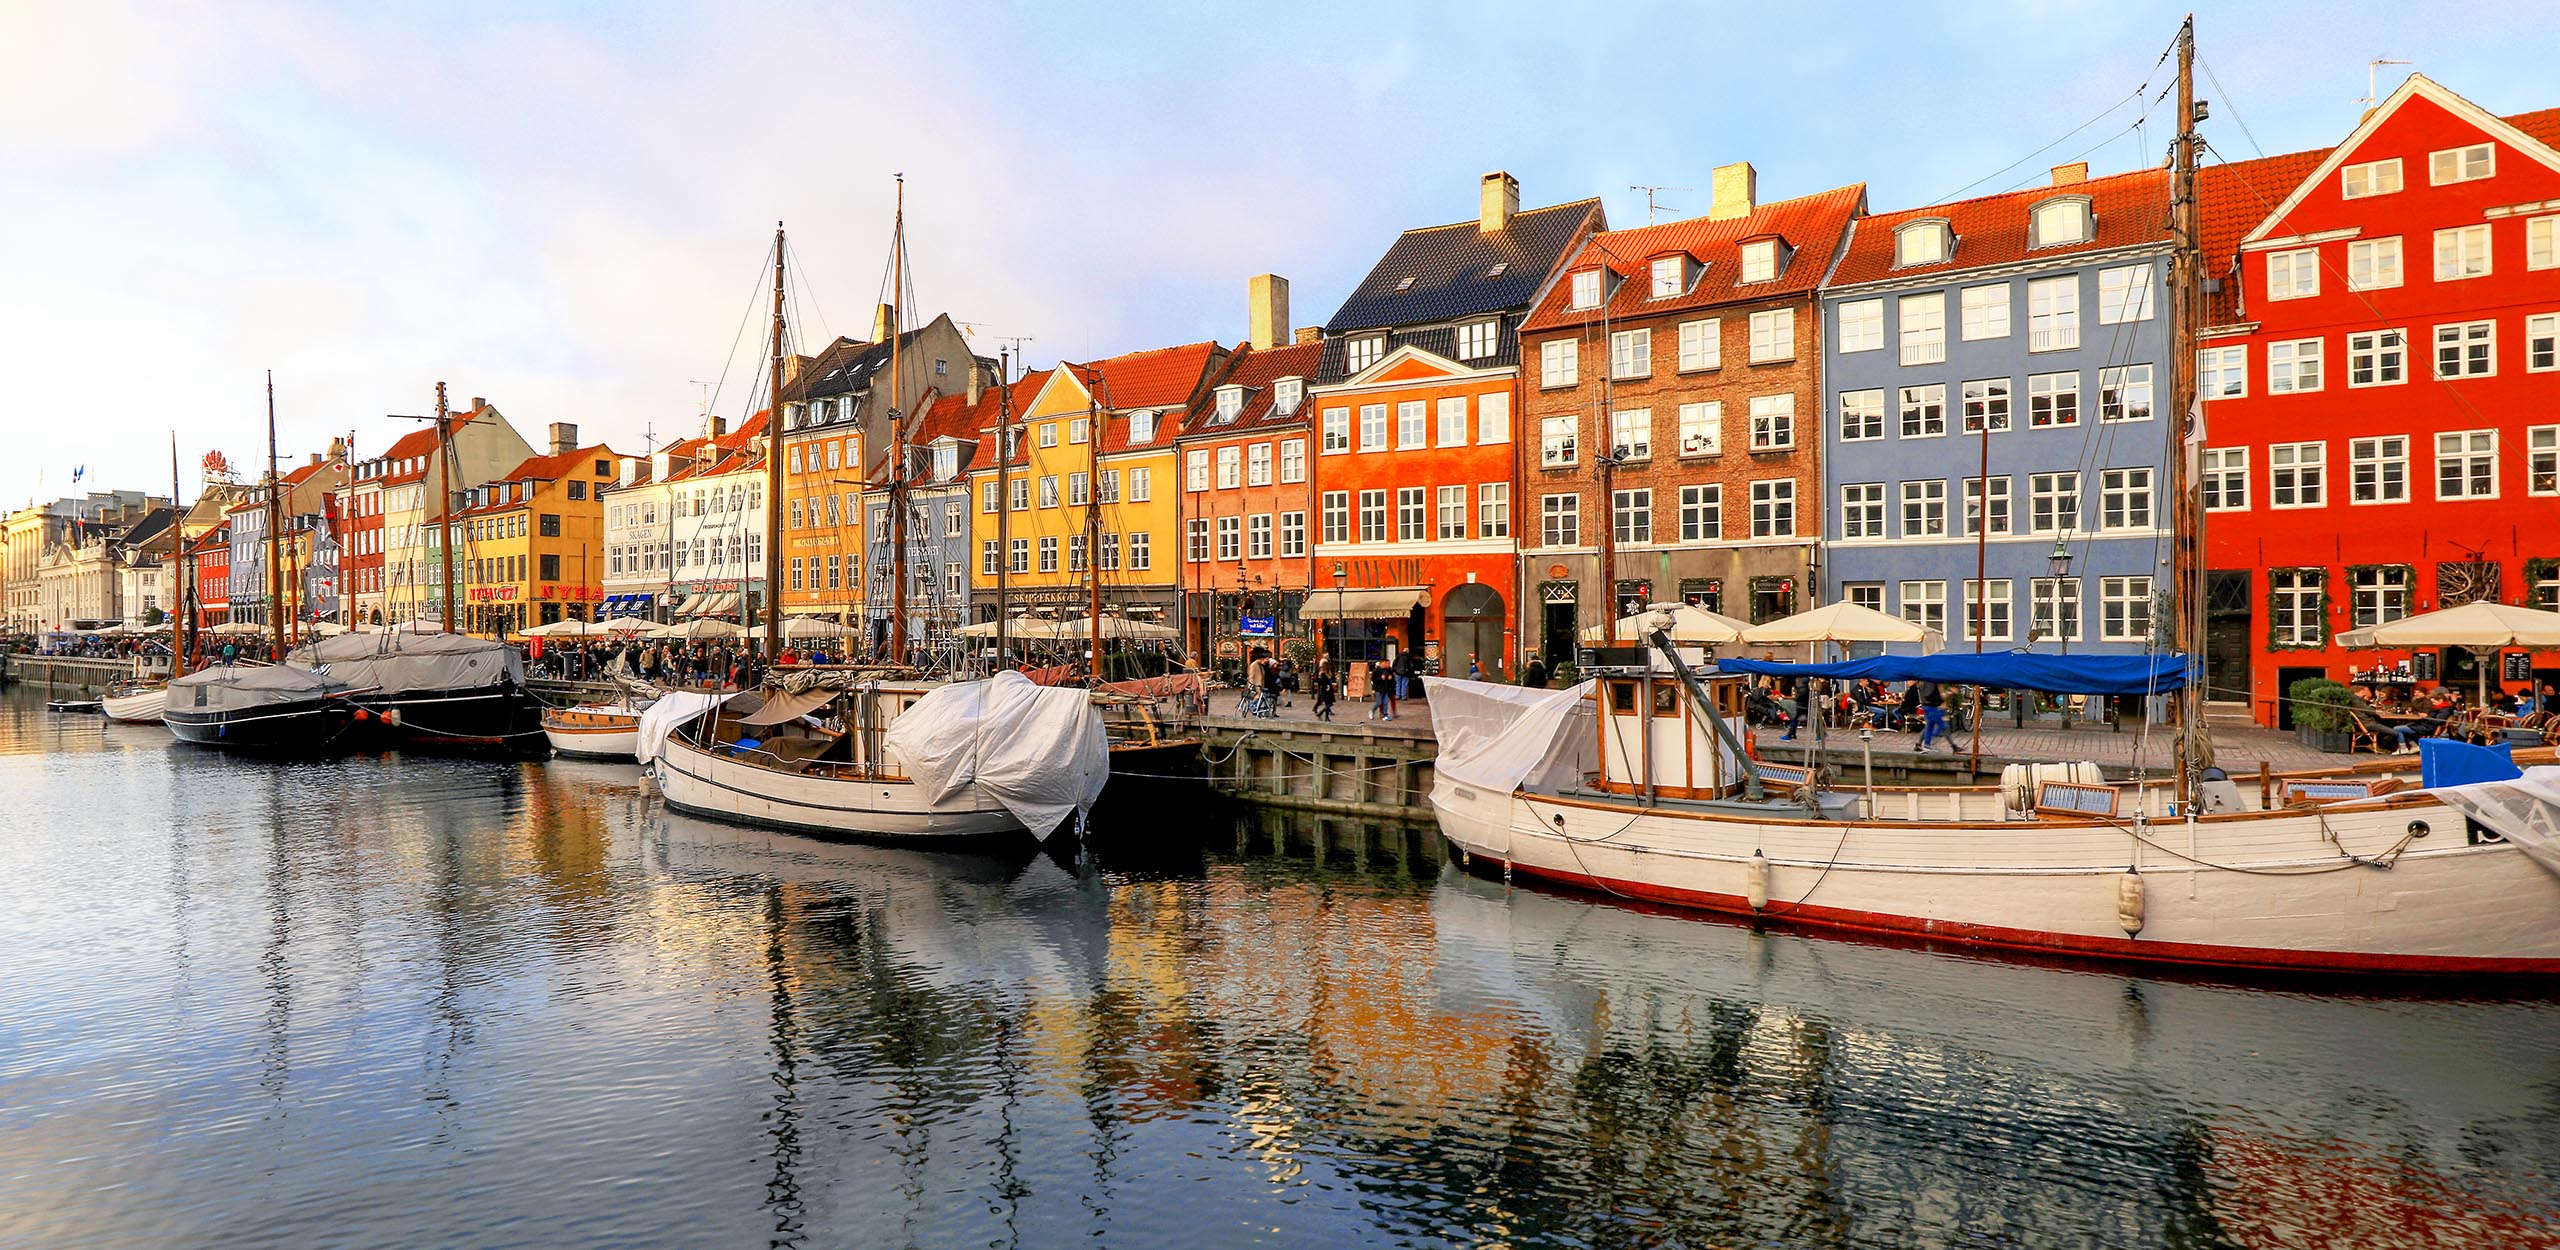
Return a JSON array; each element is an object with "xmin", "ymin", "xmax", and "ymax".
[
  {"xmin": 101, "ymin": 687, "xmax": 167, "ymax": 724},
  {"xmin": 1431, "ymin": 779, "xmax": 2560, "ymax": 977},
  {"xmin": 546, "ymin": 723, "xmax": 639, "ymax": 759},
  {"xmin": 652, "ymin": 733, "xmax": 1027, "ymax": 840}
]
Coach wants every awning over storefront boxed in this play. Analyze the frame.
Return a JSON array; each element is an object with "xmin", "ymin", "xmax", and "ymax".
[
  {"xmin": 678, "ymin": 592, "xmax": 742, "ymax": 618},
  {"xmin": 1312, "ymin": 587, "xmax": 1429, "ymax": 620}
]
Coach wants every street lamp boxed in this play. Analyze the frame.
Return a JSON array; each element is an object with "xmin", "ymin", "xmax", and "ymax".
[
  {"xmin": 1331, "ymin": 560, "xmax": 1347, "ymax": 673},
  {"xmin": 2046, "ymin": 538, "xmax": 2075, "ymax": 656}
]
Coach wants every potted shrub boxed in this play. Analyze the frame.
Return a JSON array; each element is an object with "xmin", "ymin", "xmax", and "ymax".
[{"xmin": 2289, "ymin": 677, "xmax": 2358, "ymax": 752}]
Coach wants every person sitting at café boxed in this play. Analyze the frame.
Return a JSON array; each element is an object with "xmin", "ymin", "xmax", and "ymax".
[{"xmin": 2390, "ymin": 691, "xmax": 2457, "ymax": 754}]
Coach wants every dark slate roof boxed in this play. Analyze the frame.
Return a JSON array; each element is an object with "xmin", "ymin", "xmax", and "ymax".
[
  {"xmin": 1315, "ymin": 322, "xmax": 1519, "ymax": 384},
  {"xmin": 787, "ymin": 327, "xmax": 938, "ymax": 403},
  {"xmin": 1323, "ymin": 198, "xmax": 1605, "ymax": 335}
]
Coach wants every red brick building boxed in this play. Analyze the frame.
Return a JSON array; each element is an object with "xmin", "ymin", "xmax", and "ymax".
[
  {"xmin": 1309, "ymin": 173, "xmax": 1602, "ymax": 680},
  {"xmin": 2196, "ymin": 76, "xmax": 2560, "ymax": 723},
  {"xmin": 1517, "ymin": 164, "xmax": 1863, "ymax": 662}
]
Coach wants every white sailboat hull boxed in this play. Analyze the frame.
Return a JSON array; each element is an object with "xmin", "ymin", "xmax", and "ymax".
[
  {"xmin": 652, "ymin": 733, "xmax": 1027, "ymax": 840},
  {"xmin": 101, "ymin": 687, "xmax": 167, "ymax": 724},
  {"xmin": 1431, "ymin": 779, "xmax": 2560, "ymax": 977}
]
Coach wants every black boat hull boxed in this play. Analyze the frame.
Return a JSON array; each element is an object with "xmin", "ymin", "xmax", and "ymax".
[
  {"xmin": 347, "ymin": 684, "xmax": 549, "ymax": 757},
  {"xmin": 166, "ymin": 699, "xmax": 361, "ymax": 754}
]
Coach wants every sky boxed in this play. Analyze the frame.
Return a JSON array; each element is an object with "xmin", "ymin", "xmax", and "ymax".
[{"xmin": 3, "ymin": 0, "xmax": 2552, "ymax": 507}]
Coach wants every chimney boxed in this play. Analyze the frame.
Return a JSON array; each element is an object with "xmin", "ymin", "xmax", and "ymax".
[
  {"xmin": 309, "ymin": 453, "xmax": 322, "ymax": 467},
  {"xmin": 1295, "ymin": 326, "xmax": 1323, "ymax": 345},
  {"xmin": 1247, "ymin": 274, "xmax": 1291, "ymax": 350},
  {"xmin": 2051, "ymin": 161, "xmax": 2089, "ymax": 186},
  {"xmin": 710, "ymin": 415, "xmax": 728, "ymax": 439},
  {"xmin": 469, "ymin": 397, "xmax": 487, "ymax": 412},
  {"xmin": 1710, "ymin": 162, "xmax": 1757, "ymax": 221},
  {"xmin": 1479, "ymin": 171, "xmax": 1519, "ymax": 233},
  {"xmin": 967, "ymin": 362, "xmax": 985, "ymax": 406},
  {"xmin": 549, "ymin": 422, "xmax": 577, "ymax": 455},
  {"xmin": 872, "ymin": 302, "xmax": 897, "ymax": 342}
]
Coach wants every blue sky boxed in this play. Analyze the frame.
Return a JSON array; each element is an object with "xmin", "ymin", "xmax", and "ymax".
[{"xmin": 2, "ymin": 0, "xmax": 2549, "ymax": 507}]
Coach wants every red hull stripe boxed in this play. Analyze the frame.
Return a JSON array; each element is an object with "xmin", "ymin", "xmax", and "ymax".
[{"xmin": 1481, "ymin": 853, "xmax": 2560, "ymax": 978}]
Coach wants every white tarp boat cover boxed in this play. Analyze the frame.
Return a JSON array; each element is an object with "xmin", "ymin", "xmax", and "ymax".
[
  {"xmin": 883, "ymin": 671, "xmax": 1109, "ymax": 837},
  {"xmin": 2427, "ymin": 764, "xmax": 2560, "ymax": 878},
  {"xmin": 288, "ymin": 631, "xmax": 524, "ymax": 695},
  {"xmin": 169, "ymin": 664, "xmax": 350, "ymax": 715},
  {"xmin": 635, "ymin": 690, "xmax": 731, "ymax": 765},
  {"xmin": 1424, "ymin": 677, "xmax": 1598, "ymax": 797}
]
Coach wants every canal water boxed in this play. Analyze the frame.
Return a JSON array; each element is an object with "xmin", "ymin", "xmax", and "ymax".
[{"xmin": 3, "ymin": 688, "xmax": 2557, "ymax": 1250}]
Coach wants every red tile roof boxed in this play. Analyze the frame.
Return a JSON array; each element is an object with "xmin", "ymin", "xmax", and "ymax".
[
  {"xmin": 1060, "ymin": 341, "xmax": 1226, "ymax": 455},
  {"xmin": 496, "ymin": 444, "xmax": 619, "ymax": 485},
  {"xmin": 1520, "ymin": 183, "xmax": 1865, "ymax": 334},
  {"xmin": 1176, "ymin": 339, "xmax": 1325, "ymax": 439},
  {"xmin": 1830, "ymin": 167, "xmax": 2168, "ymax": 287}
]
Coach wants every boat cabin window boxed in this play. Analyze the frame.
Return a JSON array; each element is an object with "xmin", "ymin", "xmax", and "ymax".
[
  {"xmin": 1652, "ymin": 683, "xmax": 1682, "ymax": 716},
  {"xmin": 1608, "ymin": 680, "xmax": 1639, "ymax": 713}
]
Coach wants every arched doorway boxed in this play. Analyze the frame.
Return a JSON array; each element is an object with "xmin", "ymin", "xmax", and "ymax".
[{"xmin": 1443, "ymin": 583, "xmax": 1506, "ymax": 680}]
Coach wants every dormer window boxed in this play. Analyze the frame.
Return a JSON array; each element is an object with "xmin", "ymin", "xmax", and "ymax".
[
  {"xmin": 1273, "ymin": 377, "xmax": 1303, "ymax": 414},
  {"xmin": 1127, "ymin": 411, "xmax": 1158, "ymax": 443},
  {"xmin": 1393, "ymin": 276, "xmax": 1416, "ymax": 293},
  {"xmin": 1214, "ymin": 385, "xmax": 1244, "ymax": 422},
  {"xmin": 1485, "ymin": 261, "xmax": 1508, "ymax": 279},
  {"xmin": 932, "ymin": 445, "xmax": 958, "ymax": 480},
  {"xmin": 1739, "ymin": 240, "xmax": 1778, "ymax": 283},
  {"xmin": 1456, "ymin": 319, "xmax": 1499, "ymax": 360},
  {"xmin": 1894, "ymin": 219, "xmax": 1951, "ymax": 267},
  {"xmin": 810, "ymin": 399, "xmax": 831, "ymax": 424},
  {"xmin": 2029, "ymin": 196, "xmax": 2093, "ymax": 248},
  {"xmin": 1649, "ymin": 257, "xmax": 1689, "ymax": 298},
  {"xmin": 1344, "ymin": 334, "xmax": 1384, "ymax": 374},
  {"xmin": 1570, "ymin": 269, "xmax": 1605, "ymax": 309}
]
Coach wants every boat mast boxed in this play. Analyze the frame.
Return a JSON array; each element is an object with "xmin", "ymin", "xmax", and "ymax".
[
  {"xmin": 995, "ymin": 346, "xmax": 1013, "ymax": 667},
  {"xmin": 2168, "ymin": 16, "xmax": 2204, "ymax": 805},
  {"xmin": 763, "ymin": 222, "xmax": 787, "ymax": 660},
  {"xmin": 1087, "ymin": 372, "xmax": 1106, "ymax": 681},
  {"xmin": 435, "ymin": 382, "xmax": 457, "ymax": 634},
  {"xmin": 170, "ymin": 433, "xmax": 188, "ymax": 677},
  {"xmin": 266, "ymin": 371, "xmax": 285, "ymax": 660},
  {"xmin": 889, "ymin": 179, "xmax": 910, "ymax": 667}
]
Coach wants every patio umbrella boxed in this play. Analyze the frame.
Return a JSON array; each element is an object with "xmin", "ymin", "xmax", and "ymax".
[
  {"xmin": 1060, "ymin": 615, "xmax": 1180, "ymax": 641},
  {"xmin": 1740, "ymin": 600, "xmax": 1943, "ymax": 651},
  {"xmin": 2336, "ymin": 600, "xmax": 2560, "ymax": 705},
  {"xmin": 780, "ymin": 616, "xmax": 854, "ymax": 640},
  {"xmin": 519, "ymin": 618, "xmax": 604, "ymax": 638},
  {"xmin": 1579, "ymin": 602, "xmax": 1750, "ymax": 645},
  {"xmin": 645, "ymin": 618, "xmax": 748, "ymax": 641}
]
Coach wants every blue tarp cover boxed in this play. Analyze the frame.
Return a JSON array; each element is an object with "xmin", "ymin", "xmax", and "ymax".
[
  {"xmin": 1714, "ymin": 652, "xmax": 2193, "ymax": 696},
  {"xmin": 2418, "ymin": 737, "xmax": 2520, "ymax": 789}
]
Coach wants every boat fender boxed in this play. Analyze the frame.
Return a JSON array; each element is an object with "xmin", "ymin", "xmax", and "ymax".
[
  {"xmin": 2116, "ymin": 871, "xmax": 2145, "ymax": 936},
  {"xmin": 383, "ymin": 708, "xmax": 402, "ymax": 728},
  {"xmin": 1743, "ymin": 730, "xmax": 1760, "ymax": 762},
  {"xmin": 1746, "ymin": 854, "xmax": 1771, "ymax": 912}
]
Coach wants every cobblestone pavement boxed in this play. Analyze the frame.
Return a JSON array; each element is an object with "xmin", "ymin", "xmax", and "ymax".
[{"xmin": 1199, "ymin": 685, "xmax": 2338, "ymax": 771}]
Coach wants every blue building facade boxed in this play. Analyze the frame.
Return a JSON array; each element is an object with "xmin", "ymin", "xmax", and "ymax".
[{"xmin": 1821, "ymin": 168, "xmax": 2176, "ymax": 694}]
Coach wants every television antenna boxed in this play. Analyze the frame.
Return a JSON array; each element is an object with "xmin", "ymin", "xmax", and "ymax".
[
  {"xmin": 2358, "ymin": 58, "xmax": 2411, "ymax": 109},
  {"xmin": 1629, "ymin": 185, "xmax": 1689, "ymax": 225}
]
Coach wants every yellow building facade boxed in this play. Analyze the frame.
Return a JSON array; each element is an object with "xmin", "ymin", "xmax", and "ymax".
[{"xmin": 455, "ymin": 444, "xmax": 623, "ymax": 635}]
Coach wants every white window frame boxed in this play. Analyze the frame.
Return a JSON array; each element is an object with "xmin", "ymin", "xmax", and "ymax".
[
  {"xmin": 2348, "ymin": 329, "xmax": 2408, "ymax": 387},
  {"xmin": 1539, "ymin": 339, "xmax": 1578, "ymax": 388},
  {"xmin": 1540, "ymin": 494, "xmax": 1579, "ymax": 548},
  {"xmin": 2527, "ymin": 312, "xmax": 2558, "ymax": 374},
  {"xmin": 1609, "ymin": 328, "xmax": 1652, "ymax": 380},
  {"xmin": 1963, "ymin": 474, "xmax": 2012, "ymax": 537},
  {"xmin": 1898, "ymin": 580, "xmax": 1946, "ymax": 635},
  {"xmin": 1838, "ymin": 299, "xmax": 1884, "ymax": 353},
  {"xmin": 1215, "ymin": 446, "xmax": 1240, "ymax": 489},
  {"xmin": 2435, "ymin": 429, "xmax": 2498, "ymax": 500},
  {"xmin": 1396, "ymin": 400, "xmax": 1427, "ymax": 450},
  {"xmin": 1748, "ymin": 478, "xmax": 1795, "ymax": 538},
  {"xmin": 1609, "ymin": 408, "xmax": 1652, "ymax": 462},
  {"xmin": 2100, "ymin": 575, "xmax": 2153, "ymax": 643},
  {"xmin": 1247, "ymin": 441, "xmax": 1272, "ymax": 486},
  {"xmin": 1747, "ymin": 308, "xmax": 1795, "ymax": 362},
  {"xmin": 2099, "ymin": 364, "xmax": 2154, "ymax": 423},
  {"xmin": 2268, "ymin": 338, "xmax": 2324, "ymax": 393},
  {"xmin": 1570, "ymin": 269, "xmax": 1604, "ymax": 310},
  {"xmin": 2530, "ymin": 215, "xmax": 2558, "ymax": 271},
  {"xmin": 2429, "ymin": 143, "xmax": 2494, "ymax": 185},
  {"xmin": 1748, "ymin": 394, "xmax": 1794, "ymax": 450},
  {"xmin": 1900, "ymin": 478, "xmax": 1946, "ymax": 538},
  {"xmin": 1895, "ymin": 220, "xmax": 1949, "ymax": 267},
  {"xmin": 2267, "ymin": 247, "xmax": 2319, "ymax": 300},
  {"xmin": 2202, "ymin": 446, "xmax": 2248, "ymax": 511},
  {"xmin": 2342, "ymin": 157, "xmax": 2402, "ymax": 199},
  {"xmin": 1344, "ymin": 335, "xmax": 1383, "ymax": 375},
  {"xmin": 1476, "ymin": 484, "xmax": 1509, "ymax": 538},
  {"xmin": 1739, "ymin": 240, "xmax": 1777, "ymax": 283},
  {"xmin": 1961, "ymin": 377, "xmax": 2011, "ymax": 434},
  {"xmin": 1900, "ymin": 292, "xmax": 1947, "ymax": 364},
  {"xmin": 1677, "ymin": 401, "xmax": 1723, "ymax": 456},
  {"xmin": 2100, "ymin": 466, "xmax": 2155, "ymax": 529},
  {"xmin": 1360, "ymin": 403, "xmax": 1389, "ymax": 451},
  {"xmin": 1281, "ymin": 510, "xmax": 1307, "ymax": 556},
  {"xmin": 2097, "ymin": 263, "xmax": 2155, "ymax": 323},
  {"xmin": 2434, "ymin": 320, "xmax": 2495, "ymax": 379},
  {"xmin": 1677, "ymin": 484, "xmax": 1721, "ymax": 542},
  {"xmin": 2026, "ymin": 275, "xmax": 2079, "ymax": 351},
  {"xmin": 2030, "ymin": 576, "xmax": 2083, "ymax": 644},
  {"xmin": 1840, "ymin": 482, "xmax": 1886, "ymax": 539},
  {"xmin": 2434, "ymin": 224, "xmax": 2491, "ymax": 281},
  {"xmin": 1437, "ymin": 397, "xmax": 1469, "ymax": 447},
  {"xmin": 1676, "ymin": 318, "xmax": 1720, "ymax": 371},
  {"xmin": 1837, "ymin": 389, "xmax": 1884, "ymax": 443},
  {"xmin": 2268, "ymin": 442, "xmax": 2325, "ymax": 509},
  {"xmin": 2028, "ymin": 471, "xmax": 2080, "ymax": 535},
  {"xmin": 1899, "ymin": 383, "xmax": 1946, "ymax": 439},
  {"xmin": 1477, "ymin": 392, "xmax": 1511, "ymax": 444},
  {"xmin": 1962, "ymin": 577, "xmax": 2013, "ymax": 644},
  {"xmin": 2199, "ymin": 345, "xmax": 2248, "ymax": 398},
  {"xmin": 2027, "ymin": 371, "xmax": 2079, "ymax": 428},
  {"xmin": 2530, "ymin": 426, "xmax": 2559, "ymax": 496},
  {"xmin": 1540, "ymin": 415, "xmax": 1578, "ymax": 468},
  {"xmin": 1321, "ymin": 407, "xmax": 1350, "ymax": 453},
  {"xmin": 1649, "ymin": 257, "xmax": 1685, "ymax": 299},
  {"xmin": 1396, "ymin": 487, "xmax": 1426, "ymax": 541},
  {"xmin": 1959, "ymin": 283, "xmax": 2010, "ymax": 340},
  {"xmin": 1280, "ymin": 439, "xmax": 1306, "ymax": 483},
  {"xmin": 2347, "ymin": 236, "xmax": 2403, "ymax": 290},
  {"xmin": 2350, "ymin": 435, "xmax": 2409, "ymax": 504},
  {"xmin": 1436, "ymin": 485, "xmax": 1466, "ymax": 540},
  {"xmin": 1611, "ymin": 488, "xmax": 1652, "ymax": 545}
]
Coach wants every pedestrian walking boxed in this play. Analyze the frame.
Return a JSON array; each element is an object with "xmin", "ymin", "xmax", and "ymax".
[
  {"xmin": 1368, "ymin": 659, "xmax": 1393, "ymax": 721},
  {"xmin": 1918, "ymin": 681, "xmax": 1950, "ymax": 751}
]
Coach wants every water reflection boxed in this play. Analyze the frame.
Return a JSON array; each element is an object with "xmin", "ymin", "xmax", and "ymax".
[{"xmin": 0, "ymin": 688, "xmax": 2554, "ymax": 1249}]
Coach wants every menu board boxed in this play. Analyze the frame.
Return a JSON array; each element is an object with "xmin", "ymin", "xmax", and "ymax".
[
  {"xmin": 2506, "ymin": 650, "xmax": 2534, "ymax": 682},
  {"xmin": 2412, "ymin": 650, "xmax": 2440, "ymax": 682}
]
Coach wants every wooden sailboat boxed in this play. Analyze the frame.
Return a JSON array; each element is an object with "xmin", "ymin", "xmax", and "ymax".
[
  {"xmin": 103, "ymin": 436, "xmax": 186, "ymax": 724},
  {"xmin": 1423, "ymin": 21, "xmax": 2560, "ymax": 979},
  {"xmin": 650, "ymin": 202, "xmax": 1111, "ymax": 840}
]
